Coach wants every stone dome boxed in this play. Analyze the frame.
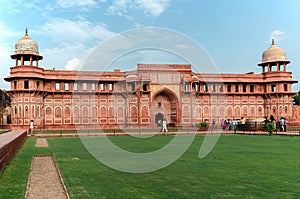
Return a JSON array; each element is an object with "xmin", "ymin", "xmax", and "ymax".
[
  {"xmin": 261, "ymin": 39, "xmax": 287, "ymax": 63},
  {"xmin": 14, "ymin": 28, "xmax": 39, "ymax": 55}
]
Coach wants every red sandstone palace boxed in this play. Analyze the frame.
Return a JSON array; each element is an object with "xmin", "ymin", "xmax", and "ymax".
[{"xmin": 4, "ymin": 30, "xmax": 300, "ymax": 130}]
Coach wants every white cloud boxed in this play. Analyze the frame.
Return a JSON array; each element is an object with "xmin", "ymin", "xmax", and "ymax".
[
  {"xmin": 269, "ymin": 30, "xmax": 285, "ymax": 43},
  {"xmin": 55, "ymin": 0, "xmax": 107, "ymax": 9},
  {"xmin": 107, "ymin": 0, "xmax": 170, "ymax": 17},
  {"xmin": 65, "ymin": 58, "xmax": 82, "ymax": 70},
  {"xmin": 0, "ymin": 22, "xmax": 21, "ymax": 89},
  {"xmin": 35, "ymin": 18, "xmax": 115, "ymax": 70},
  {"xmin": 137, "ymin": 0, "xmax": 170, "ymax": 17},
  {"xmin": 0, "ymin": 0, "xmax": 43, "ymax": 13},
  {"xmin": 38, "ymin": 18, "xmax": 115, "ymax": 45}
]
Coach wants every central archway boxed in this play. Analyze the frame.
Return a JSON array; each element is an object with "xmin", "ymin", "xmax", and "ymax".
[
  {"xmin": 155, "ymin": 113, "xmax": 164, "ymax": 126},
  {"xmin": 152, "ymin": 88, "xmax": 180, "ymax": 127}
]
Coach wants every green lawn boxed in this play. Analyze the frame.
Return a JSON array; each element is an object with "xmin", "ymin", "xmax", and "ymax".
[{"xmin": 1, "ymin": 135, "xmax": 300, "ymax": 198}]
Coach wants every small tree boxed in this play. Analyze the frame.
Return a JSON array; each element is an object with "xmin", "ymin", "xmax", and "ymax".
[
  {"xmin": 293, "ymin": 91, "xmax": 300, "ymax": 105},
  {"xmin": 265, "ymin": 123, "xmax": 275, "ymax": 135}
]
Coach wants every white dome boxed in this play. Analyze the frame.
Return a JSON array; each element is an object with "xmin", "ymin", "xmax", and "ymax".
[
  {"xmin": 261, "ymin": 39, "xmax": 287, "ymax": 63},
  {"xmin": 14, "ymin": 29, "xmax": 40, "ymax": 55}
]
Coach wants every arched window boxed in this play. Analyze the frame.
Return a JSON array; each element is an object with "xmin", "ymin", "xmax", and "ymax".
[
  {"xmin": 204, "ymin": 107, "xmax": 209, "ymax": 116},
  {"xmin": 100, "ymin": 107, "xmax": 107, "ymax": 118},
  {"xmin": 19, "ymin": 106, "xmax": 22, "ymax": 118},
  {"xmin": 73, "ymin": 107, "xmax": 80, "ymax": 117},
  {"xmin": 130, "ymin": 106, "xmax": 137, "ymax": 118},
  {"xmin": 250, "ymin": 107, "xmax": 255, "ymax": 117},
  {"xmin": 118, "ymin": 107, "xmax": 124, "ymax": 118},
  {"xmin": 14, "ymin": 106, "xmax": 17, "ymax": 117},
  {"xmin": 92, "ymin": 107, "xmax": 97, "ymax": 117},
  {"xmin": 25, "ymin": 105, "xmax": 29, "ymax": 118},
  {"xmin": 219, "ymin": 107, "xmax": 225, "ymax": 117},
  {"xmin": 227, "ymin": 107, "xmax": 233, "ymax": 117},
  {"xmin": 258, "ymin": 107, "xmax": 263, "ymax": 117},
  {"xmin": 183, "ymin": 106, "xmax": 189, "ymax": 117},
  {"xmin": 46, "ymin": 107, "xmax": 52, "ymax": 117},
  {"xmin": 55, "ymin": 107, "xmax": 61, "ymax": 118},
  {"xmin": 141, "ymin": 106, "xmax": 149, "ymax": 118},
  {"xmin": 64, "ymin": 107, "xmax": 71, "ymax": 117},
  {"xmin": 31, "ymin": 106, "xmax": 35, "ymax": 117},
  {"xmin": 37, "ymin": 106, "xmax": 40, "ymax": 118},
  {"xmin": 109, "ymin": 107, "xmax": 115, "ymax": 118},
  {"xmin": 235, "ymin": 107, "xmax": 241, "ymax": 117},
  {"xmin": 82, "ymin": 107, "xmax": 89, "ymax": 117},
  {"xmin": 243, "ymin": 107, "xmax": 247, "ymax": 116}
]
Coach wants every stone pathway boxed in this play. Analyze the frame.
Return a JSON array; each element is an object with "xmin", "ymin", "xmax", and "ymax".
[
  {"xmin": 35, "ymin": 138, "xmax": 49, "ymax": 147},
  {"xmin": 25, "ymin": 155, "xmax": 69, "ymax": 199}
]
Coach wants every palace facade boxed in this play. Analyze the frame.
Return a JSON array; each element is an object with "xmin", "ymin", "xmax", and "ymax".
[{"xmin": 4, "ymin": 30, "xmax": 300, "ymax": 130}]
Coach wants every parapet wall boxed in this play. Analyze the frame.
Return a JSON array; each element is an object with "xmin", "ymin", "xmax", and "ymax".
[{"xmin": 0, "ymin": 130, "xmax": 27, "ymax": 173}]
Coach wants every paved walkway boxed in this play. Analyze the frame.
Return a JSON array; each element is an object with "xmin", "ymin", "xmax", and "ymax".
[
  {"xmin": 35, "ymin": 138, "xmax": 49, "ymax": 147},
  {"xmin": 25, "ymin": 155, "xmax": 69, "ymax": 199}
]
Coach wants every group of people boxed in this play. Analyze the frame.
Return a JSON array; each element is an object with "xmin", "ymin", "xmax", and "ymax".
[
  {"xmin": 219, "ymin": 117, "xmax": 246, "ymax": 131},
  {"xmin": 264, "ymin": 115, "xmax": 287, "ymax": 132}
]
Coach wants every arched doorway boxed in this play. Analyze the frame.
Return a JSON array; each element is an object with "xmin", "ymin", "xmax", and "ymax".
[
  {"xmin": 152, "ymin": 89, "xmax": 179, "ymax": 126},
  {"xmin": 155, "ymin": 113, "xmax": 164, "ymax": 126}
]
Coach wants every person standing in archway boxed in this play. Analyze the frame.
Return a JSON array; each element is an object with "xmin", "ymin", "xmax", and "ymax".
[{"xmin": 162, "ymin": 119, "xmax": 168, "ymax": 133}]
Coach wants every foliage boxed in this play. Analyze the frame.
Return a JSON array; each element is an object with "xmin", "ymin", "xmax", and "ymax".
[
  {"xmin": 265, "ymin": 122, "xmax": 275, "ymax": 135},
  {"xmin": 3, "ymin": 136, "xmax": 300, "ymax": 198},
  {"xmin": 292, "ymin": 91, "xmax": 300, "ymax": 105},
  {"xmin": 197, "ymin": 122, "xmax": 208, "ymax": 128}
]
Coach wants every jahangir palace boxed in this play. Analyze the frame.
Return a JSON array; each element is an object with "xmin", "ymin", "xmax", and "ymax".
[{"xmin": 4, "ymin": 30, "xmax": 300, "ymax": 130}]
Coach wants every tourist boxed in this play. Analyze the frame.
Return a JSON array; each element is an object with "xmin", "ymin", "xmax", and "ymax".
[
  {"xmin": 280, "ymin": 117, "xmax": 285, "ymax": 131},
  {"xmin": 241, "ymin": 117, "xmax": 246, "ymax": 131},
  {"xmin": 232, "ymin": 119, "xmax": 237, "ymax": 131},
  {"xmin": 29, "ymin": 120, "xmax": 34, "ymax": 135},
  {"xmin": 283, "ymin": 118, "xmax": 287, "ymax": 132},
  {"xmin": 212, "ymin": 119, "xmax": 216, "ymax": 129},
  {"xmin": 162, "ymin": 119, "xmax": 168, "ymax": 133},
  {"xmin": 223, "ymin": 120, "xmax": 227, "ymax": 130},
  {"xmin": 270, "ymin": 115, "xmax": 276, "ymax": 130},
  {"xmin": 264, "ymin": 117, "xmax": 269, "ymax": 131},
  {"xmin": 226, "ymin": 119, "xmax": 231, "ymax": 131}
]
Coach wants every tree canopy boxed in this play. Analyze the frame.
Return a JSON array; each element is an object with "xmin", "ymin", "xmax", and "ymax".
[{"xmin": 293, "ymin": 91, "xmax": 300, "ymax": 105}]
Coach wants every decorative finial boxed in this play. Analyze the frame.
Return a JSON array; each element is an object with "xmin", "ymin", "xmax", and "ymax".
[
  {"xmin": 25, "ymin": 27, "xmax": 28, "ymax": 36},
  {"xmin": 271, "ymin": 38, "xmax": 275, "ymax": 45}
]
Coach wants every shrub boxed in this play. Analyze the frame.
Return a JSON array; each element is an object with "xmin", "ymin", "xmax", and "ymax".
[
  {"xmin": 197, "ymin": 122, "xmax": 208, "ymax": 128},
  {"xmin": 265, "ymin": 123, "xmax": 275, "ymax": 135}
]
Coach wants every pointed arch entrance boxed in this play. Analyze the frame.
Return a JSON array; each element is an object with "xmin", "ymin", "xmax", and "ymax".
[{"xmin": 152, "ymin": 88, "xmax": 180, "ymax": 126}]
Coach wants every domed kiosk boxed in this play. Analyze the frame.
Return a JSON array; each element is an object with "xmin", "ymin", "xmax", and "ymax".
[
  {"xmin": 258, "ymin": 39, "xmax": 290, "ymax": 73},
  {"xmin": 10, "ymin": 28, "xmax": 43, "ymax": 67}
]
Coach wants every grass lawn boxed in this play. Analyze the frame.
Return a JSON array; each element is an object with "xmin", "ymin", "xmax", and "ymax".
[{"xmin": 1, "ymin": 135, "xmax": 300, "ymax": 198}]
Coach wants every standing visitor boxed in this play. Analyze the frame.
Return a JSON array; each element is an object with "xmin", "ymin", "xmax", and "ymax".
[
  {"xmin": 283, "ymin": 118, "xmax": 287, "ymax": 132},
  {"xmin": 29, "ymin": 120, "xmax": 34, "ymax": 135},
  {"xmin": 212, "ymin": 119, "xmax": 216, "ymax": 127},
  {"xmin": 232, "ymin": 119, "xmax": 237, "ymax": 131},
  {"xmin": 162, "ymin": 119, "xmax": 168, "ymax": 133},
  {"xmin": 280, "ymin": 117, "xmax": 284, "ymax": 131},
  {"xmin": 270, "ymin": 115, "xmax": 276, "ymax": 130},
  {"xmin": 241, "ymin": 117, "xmax": 246, "ymax": 131}
]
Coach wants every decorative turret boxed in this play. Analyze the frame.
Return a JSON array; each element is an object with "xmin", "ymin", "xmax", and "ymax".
[
  {"xmin": 258, "ymin": 39, "xmax": 290, "ymax": 73},
  {"xmin": 10, "ymin": 28, "xmax": 43, "ymax": 67}
]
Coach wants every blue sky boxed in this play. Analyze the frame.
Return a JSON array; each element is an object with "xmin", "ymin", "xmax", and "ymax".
[{"xmin": 0, "ymin": 0, "xmax": 300, "ymax": 91}]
